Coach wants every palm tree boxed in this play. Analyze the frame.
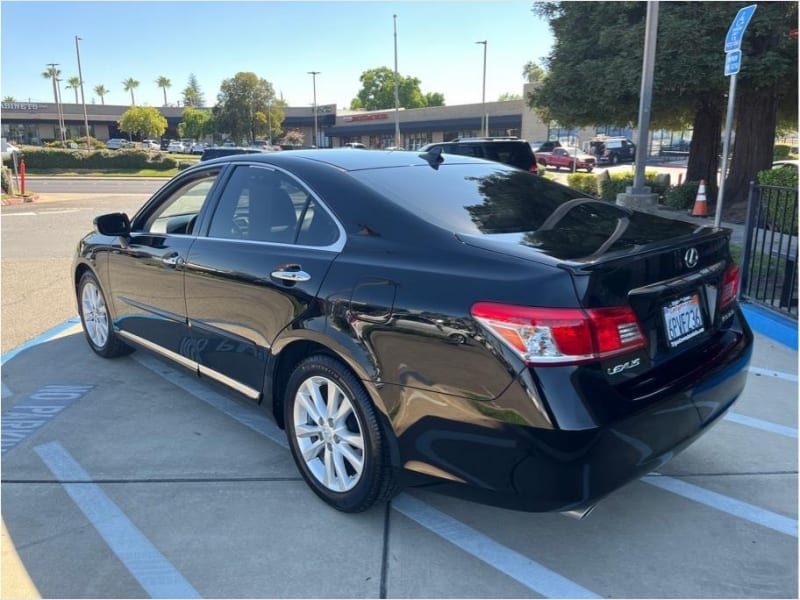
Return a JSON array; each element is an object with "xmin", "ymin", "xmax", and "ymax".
[
  {"xmin": 42, "ymin": 66, "xmax": 61, "ymax": 106},
  {"xmin": 156, "ymin": 76, "xmax": 171, "ymax": 106},
  {"xmin": 65, "ymin": 76, "xmax": 81, "ymax": 104},
  {"xmin": 3, "ymin": 96, "xmax": 15, "ymax": 102},
  {"xmin": 122, "ymin": 78, "xmax": 139, "ymax": 105},
  {"xmin": 94, "ymin": 84, "xmax": 109, "ymax": 105}
]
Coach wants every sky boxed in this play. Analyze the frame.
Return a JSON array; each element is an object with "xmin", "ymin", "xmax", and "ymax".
[{"xmin": 0, "ymin": 1, "xmax": 553, "ymax": 110}]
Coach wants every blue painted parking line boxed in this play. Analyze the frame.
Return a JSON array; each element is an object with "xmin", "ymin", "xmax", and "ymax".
[
  {"xmin": 393, "ymin": 494, "xmax": 600, "ymax": 599},
  {"xmin": 2, "ymin": 385, "xmax": 93, "ymax": 455},
  {"xmin": 0, "ymin": 318, "xmax": 81, "ymax": 367},
  {"xmin": 34, "ymin": 441, "xmax": 201, "ymax": 599},
  {"xmin": 643, "ymin": 475, "xmax": 797, "ymax": 538},
  {"xmin": 725, "ymin": 412, "xmax": 798, "ymax": 439}
]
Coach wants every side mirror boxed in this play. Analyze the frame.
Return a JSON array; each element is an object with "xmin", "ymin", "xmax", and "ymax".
[{"xmin": 94, "ymin": 212, "xmax": 131, "ymax": 237}]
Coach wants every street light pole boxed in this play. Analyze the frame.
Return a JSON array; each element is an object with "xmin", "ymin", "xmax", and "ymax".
[
  {"xmin": 475, "ymin": 41, "xmax": 487, "ymax": 136},
  {"xmin": 75, "ymin": 36, "xmax": 92, "ymax": 151},
  {"xmin": 393, "ymin": 14, "xmax": 401, "ymax": 148},
  {"xmin": 308, "ymin": 71, "xmax": 320, "ymax": 148}
]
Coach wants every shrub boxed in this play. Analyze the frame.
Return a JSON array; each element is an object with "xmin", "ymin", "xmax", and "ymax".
[
  {"xmin": 1, "ymin": 165, "xmax": 11, "ymax": 193},
  {"xmin": 664, "ymin": 181, "xmax": 701, "ymax": 210},
  {"xmin": 2, "ymin": 148, "xmax": 177, "ymax": 172},
  {"xmin": 596, "ymin": 170, "xmax": 668, "ymax": 202},
  {"xmin": 757, "ymin": 167, "xmax": 798, "ymax": 234},
  {"xmin": 566, "ymin": 172, "xmax": 598, "ymax": 196},
  {"xmin": 773, "ymin": 144, "xmax": 792, "ymax": 160}
]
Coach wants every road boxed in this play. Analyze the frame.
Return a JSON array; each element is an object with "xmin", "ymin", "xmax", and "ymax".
[
  {"xmin": 1, "ymin": 193, "xmax": 149, "ymax": 353},
  {"xmin": 24, "ymin": 177, "xmax": 165, "ymax": 195}
]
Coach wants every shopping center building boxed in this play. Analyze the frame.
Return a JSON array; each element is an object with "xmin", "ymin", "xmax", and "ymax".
[{"xmin": 1, "ymin": 84, "xmax": 632, "ymax": 150}]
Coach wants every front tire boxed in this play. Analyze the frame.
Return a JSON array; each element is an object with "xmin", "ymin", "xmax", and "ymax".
[
  {"xmin": 284, "ymin": 355, "xmax": 398, "ymax": 512},
  {"xmin": 77, "ymin": 271, "xmax": 132, "ymax": 358}
]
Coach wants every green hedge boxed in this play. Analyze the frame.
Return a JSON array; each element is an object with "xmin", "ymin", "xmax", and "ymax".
[
  {"xmin": 595, "ymin": 171, "xmax": 669, "ymax": 202},
  {"xmin": 2, "ymin": 148, "xmax": 177, "ymax": 171},
  {"xmin": 566, "ymin": 172, "xmax": 599, "ymax": 196},
  {"xmin": 773, "ymin": 144, "xmax": 793, "ymax": 160},
  {"xmin": 664, "ymin": 181, "xmax": 701, "ymax": 210}
]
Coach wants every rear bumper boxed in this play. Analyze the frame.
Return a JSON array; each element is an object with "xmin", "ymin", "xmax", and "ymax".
[{"xmin": 396, "ymin": 313, "xmax": 753, "ymax": 512}]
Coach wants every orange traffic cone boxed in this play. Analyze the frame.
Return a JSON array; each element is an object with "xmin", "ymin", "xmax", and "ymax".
[{"xmin": 691, "ymin": 179, "xmax": 709, "ymax": 217}]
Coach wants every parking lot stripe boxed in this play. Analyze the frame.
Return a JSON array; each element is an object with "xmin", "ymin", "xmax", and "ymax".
[
  {"xmin": 133, "ymin": 353, "xmax": 288, "ymax": 448},
  {"xmin": 393, "ymin": 494, "xmax": 600, "ymax": 599},
  {"xmin": 724, "ymin": 412, "xmax": 798, "ymax": 438},
  {"xmin": 748, "ymin": 366, "xmax": 798, "ymax": 382},
  {"xmin": 135, "ymin": 353, "xmax": 599, "ymax": 598},
  {"xmin": 643, "ymin": 475, "xmax": 797, "ymax": 538},
  {"xmin": 1, "ymin": 317, "xmax": 82, "ymax": 366},
  {"xmin": 34, "ymin": 441, "xmax": 202, "ymax": 599}
]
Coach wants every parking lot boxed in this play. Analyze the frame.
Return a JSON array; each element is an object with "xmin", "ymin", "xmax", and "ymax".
[
  {"xmin": 1, "ymin": 184, "xmax": 797, "ymax": 598},
  {"xmin": 1, "ymin": 313, "xmax": 796, "ymax": 598}
]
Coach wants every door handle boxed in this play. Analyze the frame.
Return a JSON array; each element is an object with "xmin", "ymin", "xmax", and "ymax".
[
  {"xmin": 271, "ymin": 269, "xmax": 311, "ymax": 283},
  {"xmin": 161, "ymin": 252, "xmax": 185, "ymax": 268}
]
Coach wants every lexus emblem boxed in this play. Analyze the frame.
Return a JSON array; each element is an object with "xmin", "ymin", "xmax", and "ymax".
[{"xmin": 684, "ymin": 247, "xmax": 699, "ymax": 269}]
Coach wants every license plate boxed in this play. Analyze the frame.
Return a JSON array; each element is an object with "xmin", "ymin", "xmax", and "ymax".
[{"xmin": 663, "ymin": 293, "xmax": 705, "ymax": 347}]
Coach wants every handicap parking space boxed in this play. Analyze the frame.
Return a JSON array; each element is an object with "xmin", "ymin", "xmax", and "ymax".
[{"xmin": 1, "ymin": 319, "xmax": 797, "ymax": 598}]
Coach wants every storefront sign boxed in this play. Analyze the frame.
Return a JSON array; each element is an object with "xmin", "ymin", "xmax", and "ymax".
[
  {"xmin": 2, "ymin": 102, "xmax": 41, "ymax": 112},
  {"xmin": 344, "ymin": 113, "xmax": 389, "ymax": 123}
]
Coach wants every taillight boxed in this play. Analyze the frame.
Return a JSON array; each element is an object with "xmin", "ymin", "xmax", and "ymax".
[
  {"xmin": 529, "ymin": 162, "xmax": 539, "ymax": 175},
  {"xmin": 471, "ymin": 302, "xmax": 646, "ymax": 366},
  {"xmin": 720, "ymin": 263, "xmax": 740, "ymax": 310}
]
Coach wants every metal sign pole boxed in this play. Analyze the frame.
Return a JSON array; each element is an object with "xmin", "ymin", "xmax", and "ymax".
[{"xmin": 715, "ymin": 73, "xmax": 737, "ymax": 228}]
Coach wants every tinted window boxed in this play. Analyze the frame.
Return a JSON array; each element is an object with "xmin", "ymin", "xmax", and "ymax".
[
  {"xmin": 207, "ymin": 165, "xmax": 339, "ymax": 246},
  {"xmin": 352, "ymin": 164, "xmax": 643, "ymax": 258}
]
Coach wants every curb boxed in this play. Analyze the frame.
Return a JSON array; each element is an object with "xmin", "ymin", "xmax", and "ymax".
[
  {"xmin": 742, "ymin": 303, "xmax": 798, "ymax": 350},
  {"xmin": 1, "ymin": 194, "xmax": 38, "ymax": 206}
]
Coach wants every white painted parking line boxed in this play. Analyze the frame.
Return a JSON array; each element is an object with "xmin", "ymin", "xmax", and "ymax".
[
  {"xmin": 0, "ymin": 212, "xmax": 37, "ymax": 217},
  {"xmin": 34, "ymin": 441, "xmax": 201, "ymax": 599},
  {"xmin": 643, "ymin": 475, "xmax": 797, "ymax": 538},
  {"xmin": 132, "ymin": 354, "xmax": 287, "ymax": 448},
  {"xmin": 748, "ymin": 366, "xmax": 798, "ymax": 382},
  {"xmin": 725, "ymin": 412, "xmax": 798, "ymax": 438},
  {"xmin": 393, "ymin": 494, "xmax": 600, "ymax": 599}
]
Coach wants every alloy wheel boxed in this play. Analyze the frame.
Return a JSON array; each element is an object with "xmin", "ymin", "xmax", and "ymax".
[
  {"xmin": 81, "ymin": 280, "xmax": 109, "ymax": 348},
  {"xmin": 292, "ymin": 375, "xmax": 365, "ymax": 492}
]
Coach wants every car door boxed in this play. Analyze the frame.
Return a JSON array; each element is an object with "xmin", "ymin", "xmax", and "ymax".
[
  {"xmin": 184, "ymin": 163, "xmax": 343, "ymax": 399},
  {"xmin": 105, "ymin": 167, "xmax": 223, "ymax": 361}
]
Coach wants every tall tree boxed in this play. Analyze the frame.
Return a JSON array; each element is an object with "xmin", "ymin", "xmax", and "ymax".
[
  {"xmin": 42, "ymin": 66, "xmax": 61, "ymax": 108},
  {"xmin": 156, "ymin": 76, "xmax": 171, "ymax": 106},
  {"xmin": 350, "ymin": 67, "xmax": 445, "ymax": 110},
  {"xmin": 65, "ymin": 76, "xmax": 81, "ymax": 103},
  {"xmin": 183, "ymin": 73, "xmax": 205, "ymax": 107},
  {"xmin": 212, "ymin": 72, "xmax": 279, "ymax": 144},
  {"xmin": 122, "ymin": 78, "xmax": 139, "ymax": 105},
  {"xmin": 498, "ymin": 92, "xmax": 523, "ymax": 101},
  {"xmin": 3, "ymin": 96, "xmax": 15, "ymax": 102},
  {"xmin": 94, "ymin": 84, "xmax": 108, "ymax": 105},
  {"xmin": 118, "ymin": 106, "xmax": 168, "ymax": 141},
  {"xmin": 530, "ymin": 1, "xmax": 797, "ymax": 217}
]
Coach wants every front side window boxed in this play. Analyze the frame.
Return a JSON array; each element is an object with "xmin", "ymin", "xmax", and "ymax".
[{"xmin": 140, "ymin": 172, "xmax": 219, "ymax": 235}]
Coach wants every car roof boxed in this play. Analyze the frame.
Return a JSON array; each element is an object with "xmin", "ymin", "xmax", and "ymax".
[{"xmin": 198, "ymin": 148, "xmax": 492, "ymax": 172}]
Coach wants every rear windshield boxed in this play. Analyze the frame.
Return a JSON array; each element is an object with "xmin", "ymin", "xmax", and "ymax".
[{"xmin": 351, "ymin": 163, "xmax": 684, "ymax": 259}]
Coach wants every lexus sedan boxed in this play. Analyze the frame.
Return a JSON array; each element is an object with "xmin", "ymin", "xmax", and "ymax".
[{"xmin": 73, "ymin": 149, "xmax": 752, "ymax": 514}]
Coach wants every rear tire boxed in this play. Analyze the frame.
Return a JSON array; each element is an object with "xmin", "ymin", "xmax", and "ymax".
[
  {"xmin": 284, "ymin": 355, "xmax": 398, "ymax": 512},
  {"xmin": 77, "ymin": 271, "xmax": 132, "ymax": 358}
]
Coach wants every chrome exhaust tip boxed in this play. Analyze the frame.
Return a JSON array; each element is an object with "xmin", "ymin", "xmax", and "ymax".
[{"xmin": 560, "ymin": 504, "xmax": 596, "ymax": 520}]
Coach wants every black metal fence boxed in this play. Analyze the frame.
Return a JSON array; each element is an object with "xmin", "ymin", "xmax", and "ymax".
[{"xmin": 740, "ymin": 182, "xmax": 798, "ymax": 319}]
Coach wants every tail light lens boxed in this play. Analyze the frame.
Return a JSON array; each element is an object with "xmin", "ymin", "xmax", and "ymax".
[
  {"xmin": 529, "ymin": 162, "xmax": 539, "ymax": 175},
  {"xmin": 720, "ymin": 263, "xmax": 740, "ymax": 310},
  {"xmin": 471, "ymin": 302, "xmax": 646, "ymax": 366}
]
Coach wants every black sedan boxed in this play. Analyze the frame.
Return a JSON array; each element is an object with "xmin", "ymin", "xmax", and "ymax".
[{"xmin": 73, "ymin": 149, "xmax": 753, "ymax": 514}]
